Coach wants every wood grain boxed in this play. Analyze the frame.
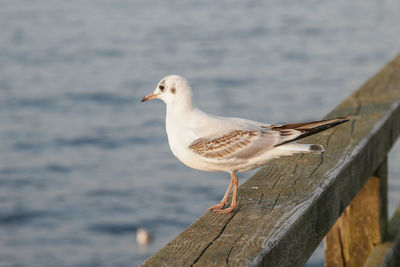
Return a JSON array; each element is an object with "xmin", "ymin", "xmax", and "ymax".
[
  {"xmin": 364, "ymin": 204, "xmax": 400, "ymax": 267},
  {"xmin": 141, "ymin": 53, "xmax": 400, "ymax": 267},
  {"xmin": 325, "ymin": 158, "xmax": 387, "ymax": 267}
]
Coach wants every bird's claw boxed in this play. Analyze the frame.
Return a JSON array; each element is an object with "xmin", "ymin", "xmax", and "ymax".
[
  {"xmin": 213, "ymin": 205, "xmax": 237, "ymax": 214},
  {"xmin": 207, "ymin": 201, "xmax": 227, "ymax": 211}
]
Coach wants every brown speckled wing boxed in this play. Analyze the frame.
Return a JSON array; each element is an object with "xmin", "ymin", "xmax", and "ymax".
[{"xmin": 189, "ymin": 130, "xmax": 278, "ymax": 159}]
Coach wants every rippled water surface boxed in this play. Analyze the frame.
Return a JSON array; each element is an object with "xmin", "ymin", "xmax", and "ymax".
[{"xmin": 1, "ymin": 0, "xmax": 400, "ymax": 266}]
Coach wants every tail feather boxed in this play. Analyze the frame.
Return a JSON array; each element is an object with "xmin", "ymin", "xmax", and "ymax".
[
  {"xmin": 271, "ymin": 116, "xmax": 352, "ymax": 147},
  {"xmin": 276, "ymin": 143, "xmax": 325, "ymax": 153}
]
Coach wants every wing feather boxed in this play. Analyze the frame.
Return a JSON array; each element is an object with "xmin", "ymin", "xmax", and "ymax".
[
  {"xmin": 267, "ymin": 117, "xmax": 351, "ymax": 146},
  {"xmin": 188, "ymin": 116, "xmax": 351, "ymax": 160},
  {"xmin": 189, "ymin": 130, "xmax": 280, "ymax": 159}
]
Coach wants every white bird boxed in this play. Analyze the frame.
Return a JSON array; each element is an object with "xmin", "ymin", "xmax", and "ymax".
[{"xmin": 141, "ymin": 75, "xmax": 350, "ymax": 213}]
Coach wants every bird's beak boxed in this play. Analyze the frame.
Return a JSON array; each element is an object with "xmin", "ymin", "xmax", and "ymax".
[{"xmin": 141, "ymin": 93, "xmax": 157, "ymax": 102}]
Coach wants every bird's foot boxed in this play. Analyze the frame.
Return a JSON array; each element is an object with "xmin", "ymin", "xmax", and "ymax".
[
  {"xmin": 207, "ymin": 201, "xmax": 227, "ymax": 212},
  {"xmin": 213, "ymin": 204, "xmax": 237, "ymax": 214}
]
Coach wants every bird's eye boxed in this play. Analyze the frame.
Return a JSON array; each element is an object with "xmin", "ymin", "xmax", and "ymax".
[{"xmin": 159, "ymin": 84, "xmax": 165, "ymax": 91}]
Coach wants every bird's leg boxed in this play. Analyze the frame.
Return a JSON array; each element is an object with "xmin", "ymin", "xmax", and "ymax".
[
  {"xmin": 213, "ymin": 172, "xmax": 239, "ymax": 214},
  {"xmin": 207, "ymin": 176, "xmax": 233, "ymax": 211}
]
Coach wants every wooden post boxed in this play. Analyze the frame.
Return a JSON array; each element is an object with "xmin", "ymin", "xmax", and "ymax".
[{"xmin": 325, "ymin": 157, "xmax": 388, "ymax": 267}]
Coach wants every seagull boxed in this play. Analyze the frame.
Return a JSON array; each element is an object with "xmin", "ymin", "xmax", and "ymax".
[{"xmin": 141, "ymin": 75, "xmax": 350, "ymax": 213}]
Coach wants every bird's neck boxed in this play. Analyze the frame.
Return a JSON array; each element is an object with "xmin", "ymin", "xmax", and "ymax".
[{"xmin": 166, "ymin": 97, "xmax": 195, "ymax": 119}]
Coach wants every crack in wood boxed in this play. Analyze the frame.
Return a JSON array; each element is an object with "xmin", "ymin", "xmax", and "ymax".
[
  {"xmin": 257, "ymin": 192, "xmax": 264, "ymax": 206},
  {"xmin": 225, "ymin": 233, "xmax": 244, "ymax": 266},
  {"xmin": 290, "ymin": 157, "xmax": 302, "ymax": 194},
  {"xmin": 271, "ymin": 193, "xmax": 281, "ymax": 210},
  {"xmin": 338, "ymin": 225, "xmax": 347, "ymax": 267},
  {"xmin": 271, "ymin": 174, "xmax": 282, "ymax": 190},
  {"xmin": 308, "ymin": 153, "xmax": 324, "ymax": 179},
  {"xmin": 191, "ymin": 211, "xmax": 238, "ymax": 266}
]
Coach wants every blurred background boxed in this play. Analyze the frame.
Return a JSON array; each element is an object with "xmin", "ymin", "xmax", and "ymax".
[{"xmin": 1, "ymin": 0, "xmax": 400, "ymax": 266}]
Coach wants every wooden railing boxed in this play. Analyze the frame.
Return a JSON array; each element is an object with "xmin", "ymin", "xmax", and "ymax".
[{"xmin": 141, "ymin": 53, "xmax": 400, "ymax": 267}]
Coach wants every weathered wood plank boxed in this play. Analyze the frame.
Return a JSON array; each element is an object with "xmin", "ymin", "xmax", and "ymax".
[
  {"xmin": 364, "ymin": 204, "xmax": 400, "ymax": 267},
  {"xmin": 141, "ymin": 53, "xmax": 400, "ymax": 267},
  {"xmin": 325, "ymin": 158, "xmax": 387, "ymax": 267}
]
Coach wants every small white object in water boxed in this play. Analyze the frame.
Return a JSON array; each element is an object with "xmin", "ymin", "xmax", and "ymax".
[{"xmin": 136, "ymin": 227, "xmax": 151, "ymax": 246}]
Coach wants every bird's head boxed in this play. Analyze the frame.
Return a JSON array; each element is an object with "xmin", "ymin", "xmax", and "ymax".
[{"xmin": 141, "ymin": 75, "xmax": 194, "ymax": 108}]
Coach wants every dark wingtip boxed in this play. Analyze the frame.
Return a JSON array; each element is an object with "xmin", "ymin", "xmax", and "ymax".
[{"xmin": 274, "ymin": 116, "xmax": 353, "ymax": 147}]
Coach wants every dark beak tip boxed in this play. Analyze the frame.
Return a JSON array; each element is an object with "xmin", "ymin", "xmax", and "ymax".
[{"xmin": 141, "ymin": 96, "xmax": 147, "ymax": 102}]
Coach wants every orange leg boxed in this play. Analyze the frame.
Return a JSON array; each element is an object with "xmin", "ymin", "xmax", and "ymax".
[{"xmin": 208, "ymin": 172, "xmax": 239, "ymax": 214}]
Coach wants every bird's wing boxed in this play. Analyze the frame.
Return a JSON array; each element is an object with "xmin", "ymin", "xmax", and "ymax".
[
  {"xmin": 188, "ymin": 129, "xmax": 296, "ymax": 160},
  {"xmin": 188, "ymin": 116, "xmax": 351, "ymax": 159}
]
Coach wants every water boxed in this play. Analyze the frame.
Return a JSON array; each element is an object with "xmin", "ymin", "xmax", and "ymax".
[{"xmin": 1, "ymin": 0, "xmax": 400, "ymax": 266}]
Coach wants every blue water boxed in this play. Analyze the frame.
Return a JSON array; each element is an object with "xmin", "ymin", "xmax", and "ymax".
[{"xmin": 1, "ymin": 0, "xmax": 400, "ymax": 266}]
